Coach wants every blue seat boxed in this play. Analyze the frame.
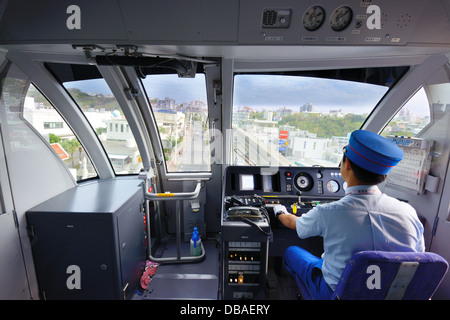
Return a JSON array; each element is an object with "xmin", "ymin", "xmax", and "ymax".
[{"xmin": 329, "ymin": 251, "xmax": 448, "ymax": 300}]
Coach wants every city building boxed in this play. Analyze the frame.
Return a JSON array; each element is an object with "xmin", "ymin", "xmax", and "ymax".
[{"xmin": 299, "ymin": 102, "xmax": 316, "ymax": 113}]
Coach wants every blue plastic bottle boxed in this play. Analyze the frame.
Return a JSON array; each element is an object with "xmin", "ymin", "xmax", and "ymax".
[{"xmin": 190, "ymin": 227, "xmax": 202, "ymax": 256}]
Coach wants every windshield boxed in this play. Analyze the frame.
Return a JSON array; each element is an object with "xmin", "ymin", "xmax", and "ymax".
[
  {"xmin": 141, "ymin": 74, "xmax": 210, "ymax": 172},
  {"xmin": 232, "ymin": 73, "xmax": 391, "ymax": 167}
]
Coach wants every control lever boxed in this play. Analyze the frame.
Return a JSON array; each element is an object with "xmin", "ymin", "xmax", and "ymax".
[
  {"xmin": 230, "ymin": 195, "xmax": 246, "ymax": 206},
  {"xmin": 297, "ymin": 190, "xmax": 302, "ymax": 204},
  {"xmin": 292, "ymin": 203, "xmax": 297, "ymax": 214}
]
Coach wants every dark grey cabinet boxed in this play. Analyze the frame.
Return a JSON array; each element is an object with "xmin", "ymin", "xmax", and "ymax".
[{"xmin": 26, "ymin": 178, "xmax": 146, "ymax": 300}]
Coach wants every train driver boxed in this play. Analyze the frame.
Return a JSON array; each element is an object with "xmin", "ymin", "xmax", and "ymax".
[{"xmin": 274, "ymin": 130, "xmax": 425, "ymax": 299}]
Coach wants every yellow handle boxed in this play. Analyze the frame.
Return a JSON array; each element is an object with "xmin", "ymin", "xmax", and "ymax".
[
  {"xmin": 292, "ymin": 203, "xmax": 297, "ymax": 214},
  {"xmin": 156, "ymin": 193, "xmax": 175, "ymax": 197}
]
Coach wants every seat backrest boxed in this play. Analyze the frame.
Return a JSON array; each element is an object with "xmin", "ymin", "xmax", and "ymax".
[{"xmin": 331, "ymin": 251, "xmax": 449, "ymax": 300}]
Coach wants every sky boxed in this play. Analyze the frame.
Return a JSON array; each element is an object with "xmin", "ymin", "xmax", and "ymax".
[
  {"xmin": 64, "ymin": 73, "xmax": 430, "ymax": 116},
  {"xmin": 233, "ymin": 74, "xmax": 388, "ymax": 114},
  {"xmin": 65, "ymin": 75, "xmax": 208, "ymax": 103},
  {"xmin": 65, "ymin": 79, "xmax": 112, "ymax": 95},
  {"xmin": 141, "ymin": 74, "xmax": 207, "ymax": 103}
]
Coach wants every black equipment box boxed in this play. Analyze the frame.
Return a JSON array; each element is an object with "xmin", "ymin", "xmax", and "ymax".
[
  {"xmin": 221, "ymin": 192, "xmax": 270, "ymax": 299},
  {"xmin": 221, "ymin": 214, "xmax": 270, "ymax": 300},
  {"xmin": 26, "ymin": 178, "xmax": 146, "ymax": 300}
]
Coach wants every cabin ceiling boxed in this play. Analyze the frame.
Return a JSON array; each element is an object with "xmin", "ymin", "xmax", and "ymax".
[{"xmin": 0, "ymin": 0, "xmax": 449, "ymax": 67}]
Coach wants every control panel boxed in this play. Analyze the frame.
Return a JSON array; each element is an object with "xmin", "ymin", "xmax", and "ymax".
[
  {"xmin": 221, "ymin": 166, "xmax": 345, "ymax": 299},
  {"xmin": 239, "ymin": 1, "xmax": 429, "ymax": 46},
  {"xmin": 224, "ymin": 166, "xmax": 346, "ymax": 199}
]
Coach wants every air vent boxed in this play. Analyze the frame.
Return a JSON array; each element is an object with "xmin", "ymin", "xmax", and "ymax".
[
  {"xmin": 262, "ymin": 10, "xmax": 278, "ymax": 26},
  {"xmin": 262, "ymin": 9, "xmax": 291, "ymax": 28}
]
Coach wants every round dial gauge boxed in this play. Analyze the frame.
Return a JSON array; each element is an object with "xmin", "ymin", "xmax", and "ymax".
[
  {"xmin": 326, "ymin": 180, "xmax": 340, "ymax": 193},
  {"xmin": 303, "ymin": 6, "xmax": 325, "ymax": 31},
  {"xmin": 294, "ymin": 172, "xmax": 313, "ymax": 191},
  {"xmin": 329, "ymin": 6, "xmax": 353, "ymax": 31}
]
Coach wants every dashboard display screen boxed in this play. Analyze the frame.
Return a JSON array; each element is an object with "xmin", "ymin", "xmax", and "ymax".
[{"xmin": 239, "ymin": 174, "xmax": 254, "ymax": 191}]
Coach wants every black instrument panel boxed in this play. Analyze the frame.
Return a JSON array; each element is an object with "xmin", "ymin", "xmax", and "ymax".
[
  {"xmin": 224, "ymin": 166, "xmax": 345, "ymax": 199},
  {"xmin": 222, "ymin": 166, "xmax": 339, "ymax": 266}
]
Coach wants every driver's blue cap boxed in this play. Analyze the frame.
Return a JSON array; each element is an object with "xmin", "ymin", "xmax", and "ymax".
[{"xmin": 345, "ymin": 130, "xmax": 403, "ymax": 175}]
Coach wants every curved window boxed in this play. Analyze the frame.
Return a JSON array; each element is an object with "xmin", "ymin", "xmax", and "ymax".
[
  {"xmin": 63, "ymin": 78, "xmax": 142, "ymax": 174},
  {"xmin": 381, "ymin": 87, "xmax": 431, "ymax": 138},
  {"xmin": 24, "ymin": 83, "xmax": 98, "ymax": 181}
]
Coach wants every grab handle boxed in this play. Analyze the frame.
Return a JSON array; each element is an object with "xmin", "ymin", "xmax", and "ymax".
[
  {"xmin": 144, "ymin": 181, "xmax": 202, "ymax": 201},
  {"xmin": 143, "ymin": 180, "xmax": 205, "ymax": 264}
]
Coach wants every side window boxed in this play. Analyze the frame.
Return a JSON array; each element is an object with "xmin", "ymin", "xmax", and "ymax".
[
  {"xmin": 24, "ymin": 83, "xmax": 98, "ymax": 181},
  {"xmin": 63, "ymin": 79, "xmax": 142, "ymax": 175},
  {"xmin": 381, "ymin": 87, "xmax": 431, "ymax": 137}
]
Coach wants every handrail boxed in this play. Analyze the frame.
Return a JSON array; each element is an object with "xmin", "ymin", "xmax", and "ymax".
[
  {"xmin": 143, "ymin": 179, "xmax": 205, "ymax": 264},
  {"xmin": 144, "ymin": 181, "xmax": 202, "ymax": 201}
]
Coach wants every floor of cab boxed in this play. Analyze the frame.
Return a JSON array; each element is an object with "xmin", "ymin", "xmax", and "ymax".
[
  {"xmin": 133, "ymin": 238, "xmax": 299, "ymax": 300},
  {"xmin": 133, "ymin": 238, "xmax": 220, "ymax": 300}
]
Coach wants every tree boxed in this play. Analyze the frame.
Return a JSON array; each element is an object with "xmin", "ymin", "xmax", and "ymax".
[
  {"xmin": 61, "ymin": 138, "xmax": 81, "ymax": 168},
  {"xmin": 49, "ymin": 133, "xmax": 61, "ymax": 144},
  {"xmin": 279, "ymin": 112, "xmax": 367, "ymax": 138}
]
